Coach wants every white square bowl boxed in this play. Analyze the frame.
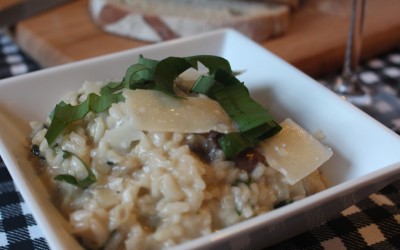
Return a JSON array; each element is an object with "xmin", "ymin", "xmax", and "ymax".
[{"xmin": 1, "ymin": 29, "xmax": 400, "ymax": 250}]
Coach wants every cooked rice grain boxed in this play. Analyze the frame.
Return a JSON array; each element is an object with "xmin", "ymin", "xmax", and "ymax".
[{"xmin": 30, "ymin": 81, "xmax": 327, "ymax": 250}]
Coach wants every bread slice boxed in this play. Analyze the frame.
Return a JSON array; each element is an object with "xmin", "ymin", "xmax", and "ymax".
[{"xmin": 89, "ymin": 0, "xmax": 290, "ymax": 42}]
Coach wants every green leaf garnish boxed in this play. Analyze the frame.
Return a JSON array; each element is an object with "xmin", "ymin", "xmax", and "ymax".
[
  {"xmin": 192, "ymin": 68, "xmax": 281, "ymax": 158},
  {"xmin": 45, "ymin": 92, "xmax": 124, "ymax": 145},
  {"xmin": 45, "ymin": 55, "xmax": 233, "ymax": 145},
  {"xmin": 54, "ymin": 174, "xmax": 79, "ymax": 186},
  {"xmin": 217, "ymin": 133, "xmax": 252, "ymax": 159},
  {"xmin": 54, "ymin": 150, "xmax": 96, "ymax": 189},
  {"xmin": 99, "ymin": 81, "xmax": 124, "ymax": 96},
  {"xmin": 44, "ymin": 54, "xmax": 280, "ymax": 159},
  {"xmin": 150, "ymin": 55, "xmax": 232, "ymax": 97}
]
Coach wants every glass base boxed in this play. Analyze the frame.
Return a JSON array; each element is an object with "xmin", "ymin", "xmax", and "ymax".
[
  {"xmin": 336, "ymin": 92, "xmax": 372, "ymax": 106},
  {"xmin": 332, "ymin": 75, "xmax": 372, "ymax": 107}
]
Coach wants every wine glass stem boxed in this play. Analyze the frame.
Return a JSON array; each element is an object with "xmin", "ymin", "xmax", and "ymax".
[{"xmin": 342, "ymin": 0, "xmax": 366, "ymax": 80}]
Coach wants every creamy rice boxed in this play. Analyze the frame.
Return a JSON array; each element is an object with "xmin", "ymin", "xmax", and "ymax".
[{"xmin": 30, "ymin": 81, "xmax": 327, "ymax": 250}]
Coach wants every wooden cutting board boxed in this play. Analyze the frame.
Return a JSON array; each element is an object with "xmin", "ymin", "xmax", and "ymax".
[
  {"xmin": 0, "ymin": 0, "xmax": 22, "ymax": 11},
  {"xmin": 14, "ymin": 0, "xmax": 400, "ymax": 78}
]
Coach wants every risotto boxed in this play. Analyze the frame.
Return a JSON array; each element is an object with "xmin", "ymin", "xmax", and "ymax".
[{"xmin": 29, "ymin": 55, "xmax": 332, "ymax": 250}]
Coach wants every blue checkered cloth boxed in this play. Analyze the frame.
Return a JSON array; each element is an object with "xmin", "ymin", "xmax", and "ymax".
[
  {"xmin": 0, "ymin": 30, "xmax": 47, "ymax": 250},
  {"xmin": 1, "ymin": 29, "xmax": 400, "ymax": 249},
  {"xmin": 0, "ymin": 162, "xmax": 48, "ymax": 250},
  {"xmin": 0, "ymin": 33, "xmax": 40, "ymax": 79}
]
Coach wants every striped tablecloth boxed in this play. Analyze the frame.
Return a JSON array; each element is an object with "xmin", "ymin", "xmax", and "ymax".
[{"xmin": 1, "ymin": 30, "xmax": 400, "ymax": 250}]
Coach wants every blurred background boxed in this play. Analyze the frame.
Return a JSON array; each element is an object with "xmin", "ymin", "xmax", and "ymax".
[
  {"xmin": 0, "ymin": 0, "xmax": 398, "ymax": 78},
  {"xmin": 0, "ymin": 0, "xmax": 400, "ymax": 249}
]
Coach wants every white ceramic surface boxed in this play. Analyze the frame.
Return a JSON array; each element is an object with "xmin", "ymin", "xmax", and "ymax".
[{"xmin": 1, "ymin": 29, "xmax": 400, "ymax": 250}]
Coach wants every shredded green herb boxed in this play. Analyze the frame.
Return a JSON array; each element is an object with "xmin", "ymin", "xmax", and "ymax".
[
  {"xmin": 45, "ymin": 92, "xmax": 124, "ymax": 145},
  {"xmin": 44, "ymin": 54, "xmax": 281, "ymax": 159},
  {"xmin": 191, "ymin": 68, "xmax": 281, "ymax": 158},
  {"xmin": 54, "ymin": 150, "xmax": 96, "ymax": 189}
]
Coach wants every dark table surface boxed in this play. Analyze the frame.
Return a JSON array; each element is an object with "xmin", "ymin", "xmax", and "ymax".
[{"xmin": 1, "ymin": 29, "xmax": 400, "ymax": 249}]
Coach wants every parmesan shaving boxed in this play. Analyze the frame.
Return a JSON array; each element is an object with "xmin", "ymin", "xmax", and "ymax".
[
  {"xmin": 259, "ymin": 119, "xmax": 333, "ymax": 185},
  {"xmin": 121, "ymin": 89, "xmax": 238, "ymax": 133}
]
